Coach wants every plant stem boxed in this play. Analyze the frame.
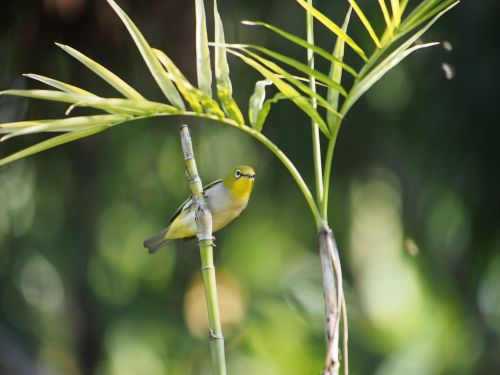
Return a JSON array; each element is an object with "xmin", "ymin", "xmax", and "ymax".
[
  {"xmin": 322, "ymin": 127, "xmax": 340, "ymax": 218},
  {"xmin": 179, "ymin": 124, "xmax": 226, "ymax": 375},
  {"xmin": 319, "ymin": 227, "xmax": 340, "ymax": 375},
  {"xmin": 173, "ymin": 112, "xmax": 322, "ymax": 226},
  {"xmin": 307, "ymin": 0, "xmax": 324, "ymax": 206}
]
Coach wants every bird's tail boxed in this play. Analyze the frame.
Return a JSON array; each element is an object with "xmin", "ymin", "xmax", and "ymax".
[{"xmin": 143, "ymin": 228, "xmax": 170, "ymax": 254}]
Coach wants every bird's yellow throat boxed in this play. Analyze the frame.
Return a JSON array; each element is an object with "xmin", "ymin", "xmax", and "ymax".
[{"xmin": 223, "ymin": 165, "xmax": 255, "ymax": 202}]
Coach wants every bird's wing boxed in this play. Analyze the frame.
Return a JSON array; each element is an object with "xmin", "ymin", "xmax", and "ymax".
[
  {"xmin": 203, "ymin": 178, "xmax": 223, "ymax": 191},
  {"xmin": 168, "ymin": 179, "xmax": 223, "ymax": 223}
]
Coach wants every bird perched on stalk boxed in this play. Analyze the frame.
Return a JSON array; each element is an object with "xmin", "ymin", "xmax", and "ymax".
[{"xmin": 144, "ymin": 165, "xmax": 255, "ymax": 253}]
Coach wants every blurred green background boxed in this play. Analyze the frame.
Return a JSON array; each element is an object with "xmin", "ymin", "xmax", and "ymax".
[{"xmin": 0, "ymin": 0, "xmax": 499, "ymax": 374}]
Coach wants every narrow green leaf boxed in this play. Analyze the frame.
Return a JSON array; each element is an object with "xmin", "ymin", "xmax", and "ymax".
[
  {"xmin": 23, "ymin": 74, "xmax": 97, "ymax": 97},
  {"xmin": 347, "ymin": 0, "xmax": 381, "ymax": 48},
  {"xmin": 55, "ymin": 43, "xmax": 144, "ymax": 100},
  {"xmin": 401, "ymin": 0, "xmax": 457, "ymax": 34},
  {"xmin": 327, "ymin": 7, "xmax": 351, "ymax": 130},
  {"xmin": 248, "ymin": 79, "xmax": 272, "ymax": 128},
  {"xmin": 378, "ymin": 0, "xmax": 393, "ymax": 34},
  {"xmin": 296, "ymin": 0, "xmax": 368, "ymax": 61},
  {"xmin": 232, "ymin": 48, "xmax": 342, "ymax": 121},
  {"xmin": 255, "ymin": 93, "xmax": 286, "ymax": 133},
  {"xmin": 345, "ymin": 1, "xmax": 458, "ymax": 114},
  {"xmin": 154, "ymin": 49, "xmax": 224, "ymax": 118},
  {"xmin": 362, "ymin": 42, "xmax": 439, "ymax": 102},
  {"xmin": 237, "ymin": 44, "xmax": 347, "ymax": 97},
  {"xmin": 0, "ymin": 126, "xmax": 107, "ymax": 167},
  {"xmin": 1, "ymin": 89, "xmax": 178, "ymax": 116},
  {"xmin": 106, "ymin": 0, "xmax": 185, "ymax": 109},
  {"xmin": 391, "ymin": 0, "xmax": 401, "ymax": 27},
  {"xmin": 400, "ymin": 0, "xmax": 410, "ymax": 15},
  {"xmin": 275, "ymin": 75, "xmax": 328, "ymax": 87},
  {"xmin": 68, "ymin": 98, "xmax": 178, "ymax": 116},
  {"xmin": 1, "ymin": 89, "xmax": 94, "ymax": 104},
  {"xmin": 0, "ymin": 114, "xmax": 127, "ymax": 141},
  {"xmin": 153, "ymin": 49, "xmax": 203, "ymax": 113},
  {"xmin": 215, "ymin": 84, "xmax": 244, "ymax": 125},
  {"xmin": 241, "ymin": 21, "xmax": 358, "ymax": 78},
  {"xmin": 195, "ymin": 0, "xmax": 212, "ymax": 97},
  {"xmin": 227, "ymin": 49, "xmax": 331, "ymax": 138},
  {"xmin": 213, "ymin": 0, "xmax": 244, "ymax": 125}
]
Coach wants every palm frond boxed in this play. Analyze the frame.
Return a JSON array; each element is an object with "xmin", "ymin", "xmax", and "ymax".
[
  {"xmin": 0, "ymin": 0, "xmax": 457, "ymax": 168},
  {"xmin": 241, "ymin": 21, "xmax": 358, "ymax": 78},
  {"xmin": 344, "ymin": 2, "xmax": 457, "ymax": 114},
  {"xmin": 227, "ymin": 47, "xmax": 342, "ymax": 123},
  {"xmin": 227, "ymin": 49, "xmax": 331, "ymax": 137},
  {"xmin": 225, "ymin": 44, "xmax": 347, "ymax": 96}
]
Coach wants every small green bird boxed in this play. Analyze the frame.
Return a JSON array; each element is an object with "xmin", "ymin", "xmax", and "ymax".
[{"xmin": 144, "ymin": 165, "xmax": 255, "ymax": 253}]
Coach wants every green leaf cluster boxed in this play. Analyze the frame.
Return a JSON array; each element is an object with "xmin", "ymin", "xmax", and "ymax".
[{"xmin": 0, "ymin": 0, "xmax": 458, "ymax": 223}]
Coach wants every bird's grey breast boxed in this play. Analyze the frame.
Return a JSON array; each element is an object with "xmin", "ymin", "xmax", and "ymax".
[{"xmin": 205, "ymin": 182, "xmax": 230, "ymax": 213}]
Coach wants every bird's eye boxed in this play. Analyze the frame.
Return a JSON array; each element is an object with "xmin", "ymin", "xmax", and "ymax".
[{"xmin": 235, "ymin": 169, "xmax": 242, "ymax": 179}]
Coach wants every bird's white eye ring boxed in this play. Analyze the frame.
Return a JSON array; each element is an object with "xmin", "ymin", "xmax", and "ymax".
[{"xmin": 235, "ymin": 169, "xmax": 242, "ymax": 179}]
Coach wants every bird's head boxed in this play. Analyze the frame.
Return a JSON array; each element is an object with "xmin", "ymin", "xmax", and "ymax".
[{"xmin": 223, "ymin": 165, "xmax": 255, "ymax": 199}]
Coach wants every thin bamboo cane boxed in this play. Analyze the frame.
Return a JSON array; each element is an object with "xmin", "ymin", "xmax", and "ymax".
[{"xmin": 179, "ymin": 124, "xmax": 226, "ymax": 375}]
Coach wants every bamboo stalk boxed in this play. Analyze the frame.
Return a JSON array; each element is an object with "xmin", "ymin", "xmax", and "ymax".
[
  {"xmin": 179, "ymin": 124, "xmax": 226, "ymax": 375},
  {"xmin": 305, "ymin": 2, "xmax": 343, "ymax": 374},
  {"xmin": 319, "ymin": 227, "xmax": 341, "ymax": 375}
]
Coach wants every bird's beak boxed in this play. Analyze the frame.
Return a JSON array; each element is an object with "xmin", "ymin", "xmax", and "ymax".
[{"xmin": 243, "ymin": 173, "xmax": 255, "ymax": 179}]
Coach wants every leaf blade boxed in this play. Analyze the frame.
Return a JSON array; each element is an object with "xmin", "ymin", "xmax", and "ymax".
[
  {"xmin": 228, "ymin": 49, "xmax": 331, "ymax": 138},
  {"xmin": 391, "ymin": 0, "xmax": 401, "ymax": 27},
  {"xmin": 0, "ymin": 89, "xmax": 178, "ymax": 116},
  {"xmin": 327, "ymin": 7, "xmax": 351, "ymax": 130},
  {"xmin": 195, "ymin": 0, "xmax": 213, "ymax": 98},
  {"xmin": 23, "ymin": 73, "xmax": 97, "ymax": 97},
  {"xmin": 55, "ymin": 43, "xmax": 144, "ymax": 100},
  {"xmin": 0, "ymin": 114, "xmax": 127, "ymax": 141},
  {"xmin": 254, "ymin": 93, "xmax": 286, "ymax": 133},
  {"xmin": 248, "ymin": 79, "xmax": 272, "ymax": 128},
  {"xmin": 344, "ymin": 1, "xmax": 459, "ymax": 114},
  {"xmin": 0, "ymin": 126, "xmax": 108, "ymax": 167},
  {"xmin": 241, "ymin": 21, "xmax": 358, "ymax": 78},
  {"xmin": 213, "ymin": 0, "xmax": 244, "ymax": 125},
  {"xmin": 234, "ymin": 48, "xmax": 343, "ymax": 121},
  {"xmin": 154, "ymin": 49, "xmax": 224, "ymax": 118},
  {"xmin": 296, "ymin": 0, "xmax": 368, "ymax": 61},
  {"xmin": 347, "ymin": 0, "xmax": 381, "ymax": 48},
  {"xmin": 378, "ymin": 0, "xmax": 393, "ymax": 34},
  {"xmin": 240, "ymin": 44, "xmax": 348, "ymax": 97},
  {"xmin": 106, "ymin": 0, "xmax": 185, "ymax": 109}
]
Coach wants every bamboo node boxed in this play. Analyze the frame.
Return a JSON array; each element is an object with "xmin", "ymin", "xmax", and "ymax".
[
  {"xmin": 208, "ymin": 328, "xmax": 224, "ymax": 341},
  {"xmin": 201, "ymin": 265, "xmax": 215, "ymax": 271},
  {"xmin": 198, "ymin": 233, "xmax": 213, "ymax": 241},
  {"xmin": 189, "ymin": 174, "xmax": 201, "ymax": 184},
  {"xmin": 319, "ymin": 226, "xmax": 333, "ymax": 236}
]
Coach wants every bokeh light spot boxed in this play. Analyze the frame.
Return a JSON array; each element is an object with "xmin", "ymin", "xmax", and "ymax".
[
  {"xmin": 366, "ymin": 66, "xmax": 412, "ymax": 114},
  {"xmin": 184, "ymin": 268, "xmax": 247, "ymax": 338},
  {"xmin": 18, "ymin": 254, "xmax": 64, "ymax": 314}
]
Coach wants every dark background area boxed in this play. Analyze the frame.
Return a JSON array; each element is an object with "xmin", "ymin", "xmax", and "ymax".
[{"xmin": 1, "ymin": 0, "xmax": 499, "ymax": 374}]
